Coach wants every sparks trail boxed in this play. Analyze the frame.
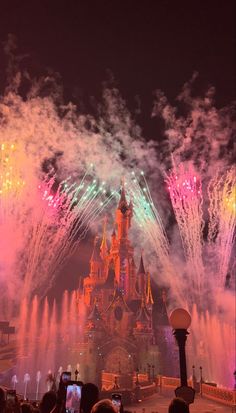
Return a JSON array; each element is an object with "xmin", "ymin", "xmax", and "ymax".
[
  {"xmin": 129, "ymin": 166, "xmax": 235, "ymax": 388},
  {"xmin": 166, "ymin": 163, "xmax": 204, "ymax": 295},
  {"xmin": 129, "ymin": 171, "xmax": 169, "ymax": 259},
  {"xmin": 207, "ymin": 167, "xmax": 236, "ymax": 288},
  {"xmin": 126, "ymin": 171, "xmax": 188, "ymax": 304},
  {"xmin": 0, "ymin": 142, "xmax": 26, "ymax": 221},
  {"xmin": 0, "ymin": 142, "xmax": 31, "ymax": 301},
  {"xmin": 22, "ymin": 172, "xmax": 114, "ymax": 298}
]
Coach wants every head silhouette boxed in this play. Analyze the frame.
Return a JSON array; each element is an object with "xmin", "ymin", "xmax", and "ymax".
[
  {"xmin": 91, "ymin": 399, "xmax": 116, "ymax": 413},
  {"xmin": 168, "ymin": 397, "xmax": 189, "ymax": 413},
  {"xmin": 81, "ymin": 383, "xmax": 99, "ymax": 413},
  {"xmin": 39, "ymin": 391, "xmax": 57, "ymax": 413},
  {"xmin": 0, "ymin": 388, "xmax": 6, "ymax": 413},
  {"xmin": 21, "ymin": 403, "xmax": 33, "ymax": 413}
]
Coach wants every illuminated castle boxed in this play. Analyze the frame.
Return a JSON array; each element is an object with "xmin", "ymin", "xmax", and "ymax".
[{"xmin": 81, "ymin": 185, "xmax": 173, "ymax": 384}]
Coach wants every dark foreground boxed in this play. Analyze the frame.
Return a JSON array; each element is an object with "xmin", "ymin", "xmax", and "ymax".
[{"xmin": 129, "ymin": 391, "xmax": 232, "ymax": 413}]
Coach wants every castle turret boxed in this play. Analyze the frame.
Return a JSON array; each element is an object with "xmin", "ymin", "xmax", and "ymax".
[
  {"xmin": 111, "ymin": 228, "xmax": 117, "ymax": 247},
  {"xmin": 83, "ymin": 237, "xmax": 103, "ymax": 305},
  {"xmin": 86, "ymin": 299, "xmax": 104, "ymax": 337},
  {"xmin": 116, "ymin": 181, "xmax": 133, "ymax": 241},
  {"xmin": 90, "ymin": 236, "xmax": 102, "ymax": 277},
  {"xmin": 137, "ymin": 254, "xmax": 146, "ymax": 295},
  {"xmin": 146, "ymin": 271, "xmax": 154, "ymax": 332},
  {"xmin": 146, "ymin": 271, "xmax": 154, "ymax": 306},
  {"xmin": 133, "ymin": 297, "xmax": 153, "ymax": 343}
]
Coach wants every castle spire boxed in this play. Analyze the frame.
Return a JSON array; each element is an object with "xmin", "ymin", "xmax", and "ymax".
[
  {"xmin": 137, "ymin": 253, "xmax": 145, "ymax": 275},
  {"xmin": 100, "ymin": 216, "xmax": 108, "ymax": 259},
  {"xmin": 87, "ymin": 298, "xmax": 102, "ymax": 321},
  {"xmin": 118, "ymin": 177, "xmax": 129, "ymax": 214},
  {"xmin": 116, "ymin": 177, "xmax": 133, "ymax": 240},
  {"xmin": 90, "ymin": 236, "xmax": 102, "ymax": 262},
  {"xmin": 146, "ymin": 271, "xmax": 154, "ymax": 305}
]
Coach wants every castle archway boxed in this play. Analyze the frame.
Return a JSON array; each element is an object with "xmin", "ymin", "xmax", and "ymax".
[{"xmin": 104, "ymin": 346, "xmax": 134, "ymax": 374}]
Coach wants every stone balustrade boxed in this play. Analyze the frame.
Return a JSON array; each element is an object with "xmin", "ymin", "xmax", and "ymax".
[
  {"xmin": 156, "ymin": 374, "xmax": 236, "ymax": 407},
  {"xmin": 202, "ymin": 383, "xmax": 236, "ymax": 407},
  {"xmin": 156, "ymin": 375, "xmax": 192, "ymax": 388},
  {"xmin": 101, "ymin": 371, "xmax": 236, "ymax": 408},
  {"xmin": 101, "ymin": 371, "xmax": 148, "ymax": 391}
]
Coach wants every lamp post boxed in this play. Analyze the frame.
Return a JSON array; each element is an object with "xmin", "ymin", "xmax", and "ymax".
[
  {"xmin": 192, "ymin": 365, "xmax": 197, "ymax": 390},
  {"xmin": 169, "ymin": 308, "xmax": 191, "ymax": 387},
  {"xmin": 75, "ymin": 369, "xmax": 79, "ymax": 381},
  {"xmin": 199, "ymin": 366, "xmax": 203, "ymax": 396}
]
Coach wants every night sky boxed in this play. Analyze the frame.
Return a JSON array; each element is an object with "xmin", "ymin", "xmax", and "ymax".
[
  {"xmin": 0, "ymin": 0, "xmax": 235, "ymax": 293},
  {"xmin": 0, "ymin": 0, "xmax": 235, "ymax": 140}
]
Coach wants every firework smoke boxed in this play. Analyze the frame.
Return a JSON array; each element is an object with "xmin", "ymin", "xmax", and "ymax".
[
  {"xmin": 0, "ymin": 59, "xmax": 235, "ymax": 388},
  {"xmin": 0, "ymin": 78, "xmax": 158, "ymax": 304},
  {"xmin": 152, "ymin": 72, "xmax": 235, "ymax": 174}
]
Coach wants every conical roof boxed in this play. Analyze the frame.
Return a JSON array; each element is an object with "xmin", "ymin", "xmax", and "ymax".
[
  {"xmin": 90, "ymin": 236, "xmax": 102, "ymax": 262},
  {"xmin": 118, "ymin": 180, "xmax": 129, "ymax": 214},
  {"xmin": 146, "ymin": 271, "xmax": 154, "ymax": 305},
  {"xmin": 137, "ymin": 254, "xmax": 145, "ymax": 275},
  {"xmin": 106, "ymin": 287, "xmax": 131, "ymax": 313},
  {"xmin": 87, "ymin": 301, "xmax": 102, "ymax": 321}
]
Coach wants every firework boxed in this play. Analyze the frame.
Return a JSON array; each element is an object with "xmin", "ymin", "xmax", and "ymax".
[
  {"xmin": 129, "ymin": 171, "xmax": 169, "ymax": 260},
  {"xmin": 0, "ymin": 145, "xmax": 114, "ymax": 301},
  {"xmin": 0, "ymin": 142, "xmax": 27, "ymax": 224},
  {"xmin": 126, "ymin": 171, "xmax": 188, "ymax": 303},
  {"xmin": 208, "ymin": 168, "xmax": 235, "ymax": 288},
  {"xmin": 166, "ymin": 163, "xmax": 204, "ymax": 294},
  {"xmin": 22, "ymin": 173, "xmax": 114, "ymax": 297},
  {"xmin": 0, "ymin": 142, "xmax": 25, "ymax": 197}
]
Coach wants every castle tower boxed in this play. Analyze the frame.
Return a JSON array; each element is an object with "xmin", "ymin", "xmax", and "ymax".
[
  {"xmin": 84, "ymin": 236, "xmax": 103, "ymax": 305},
  {"xmin": 90, "ymin": 236, "xmax": 102, "ymax": 278},
  {"xmin": 109, "ymin": 182, "xmax": 134, "ymax": 297},
  {"xmin": 116, "ymin": 181, "xmax": 133, "ymax": 241},
  {"xmin": 137, "ymin": 254, "xmax": 146, "ymax": 296},
  {"xmin": 84, "ymin": 299, "xmax": 105, "ymax": 384},
  {"xmin": 146, "ymin": 270, "xmax": 154, "ymax": 331},
  {"xmin": 133, "ymin": 297, "xmax": 153, "ymax": 343}
]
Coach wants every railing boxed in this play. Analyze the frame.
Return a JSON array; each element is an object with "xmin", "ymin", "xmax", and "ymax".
[
  {"xmin": 138, "ymin": 382, "xmax": 156, "ymax": 399},
  {"xmin": 156, "ymin": 374, "xmax": 236, "ymax": 407},
  {"xmin": 156, "ymin": 375, "xmax": 192, "ymax": 389},
  {"xmin": 101, "ymin": 372, "xmax": 120, "ymax": 391},
  {"xmin": 101, "ymin": 371, "xmax": 148, "ymax": 391},
  {"xmin": 132, "ymin": 373, "xmax": 148, "ymax": 385},
  {"xmin": 202, "ymin": 383, "xmax": 236, "ymax": 407},
  {"xmin": 101, "ymin": 371, "xmax": 236, "ymax": 407}
]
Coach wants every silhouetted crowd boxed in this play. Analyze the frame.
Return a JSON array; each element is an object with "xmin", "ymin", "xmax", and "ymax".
[{"xmin": 0, "ymin": 383, "xmax": 189, "ymax": 413}]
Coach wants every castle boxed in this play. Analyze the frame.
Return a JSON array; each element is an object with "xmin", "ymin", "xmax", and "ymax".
[{"xmin": 80, "ymin": 185, "xmax": 173, "ymax": 385}]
